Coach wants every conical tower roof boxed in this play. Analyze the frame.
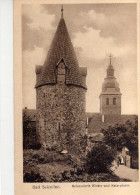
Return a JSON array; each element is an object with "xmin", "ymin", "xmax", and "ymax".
[{"xmin": 36, "ymin": 17, "xmax": 86, "ymax": 89}]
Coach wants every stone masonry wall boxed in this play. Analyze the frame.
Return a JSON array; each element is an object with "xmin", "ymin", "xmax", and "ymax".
[
  {"xmin": 100, "ymin": 94, "xmax": 121, "ymax": 115},
  {"xmin": 36, "ymin": 84, "xmax": 86, "ymax": 154}
]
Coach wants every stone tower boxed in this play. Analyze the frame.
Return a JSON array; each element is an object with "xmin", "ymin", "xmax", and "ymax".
[
  {"xmin": 100, "ymin": 56, "xmax": 122, "ymax": 115},
  {"xmin": 35, "ymin": 9, "xmax": 87, "ymax": 153}
]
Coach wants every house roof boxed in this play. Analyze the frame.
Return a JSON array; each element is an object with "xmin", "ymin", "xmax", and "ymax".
[
  {"xmin": 89, "ymin": 133, "xmax": 104, "ymax": 142},
  {"xmin": 87, "ymin": 113, "xmax": 137, "ymax": 134},
  {"xmin": 35, "ymin": 18, "xmax": 86, "ymax": 89}
]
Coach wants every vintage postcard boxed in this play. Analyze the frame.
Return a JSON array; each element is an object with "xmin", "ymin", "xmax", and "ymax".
[{"xmin": 14, "ymin": 0, "xmax": 140, "ymax": 194}]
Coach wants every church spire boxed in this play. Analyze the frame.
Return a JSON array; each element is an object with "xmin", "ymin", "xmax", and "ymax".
[
  {"xmin": 61, "ymin": 5, "xmax": 64, "ymax": 19},
  {"xmin": 100, "ymin": 55, "xmax": 122, "ymax": 115},
  {"xmin": 109, "ymin": 53, "xmax": 113, "ymax": 66},
  {"xmin": 107, "ymin": 54, "xmax": 114, "ymax": 77}
]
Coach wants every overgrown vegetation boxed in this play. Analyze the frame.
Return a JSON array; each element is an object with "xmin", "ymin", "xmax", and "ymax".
[
  {"xmin": 84, "ymin": 143, "xmax": 116, "ymax": 174},
  {"xmin": 24, "ymin": 171, "xmax": 46, "ymax": 182},
  {"xmin": 23, "ymin": 118, "xmax": 138, "ymax": 182},
  {"xmin": 102, "ymin": 117, "xmax": 138, "ymax": 156},
  {"xmin": 23, "ymin": 113, "xmax": 40, "ymax": 149},
  {"xmin": 51, "ymin": 169, "xmax": 130, "ymax": 182},
  {"xmin": 23, "ymin": 148, "xmax": 130, "ymax": 182}
]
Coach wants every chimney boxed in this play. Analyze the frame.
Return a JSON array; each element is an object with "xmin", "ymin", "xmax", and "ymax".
[
  {"xmin": 102, "ymin": 115, "xmax": 104, "ymax": 123},
  {"xmin": 86, "ymin": 117, "xmax": 88, "ymax": 126}
]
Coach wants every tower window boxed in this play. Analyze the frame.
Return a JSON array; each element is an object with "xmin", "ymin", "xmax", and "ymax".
[
  {"xmin": 106, "ymin": 98, "xmax": 109, "ymax": 105},
  {"xmin": 57, "ymin": 60, "xmax": 66, "ymax": 84},
  {"xmin": 107, "ymin": 69, "xmax": 114, "ymax": 77},
  {"xmin": 113, "ymin": 97, "xmax": 116, "ymax": 105}
]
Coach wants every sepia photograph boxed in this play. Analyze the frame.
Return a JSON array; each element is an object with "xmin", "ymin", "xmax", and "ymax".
[{"xmin": 21, "ymin": 3, "xmax": 138, "ymax": 183}]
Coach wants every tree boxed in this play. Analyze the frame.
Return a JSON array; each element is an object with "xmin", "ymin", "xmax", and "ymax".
[
  {"xmin": 102, "ymin": 117, "xmax": 138, "ymax": 156},
  {"xmin": 23, "ymin": 112, "xmax": 40, "ymax": 149},
  {"xmin": 84, "ymin": 143, "xmax": 116, "ymax": 174}
]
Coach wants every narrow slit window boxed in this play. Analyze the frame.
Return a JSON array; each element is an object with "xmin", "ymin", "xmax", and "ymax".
[
  {"xmin": 57, "ymin": 60, "xmax": 66, "ymax": 84},
  {"xmin": 106, "ymin": 98, "xmax": 109, "ymax": 105},
  {"xmin": 113, "ymin": 97, "xmax": 116, "ymax": 105}
]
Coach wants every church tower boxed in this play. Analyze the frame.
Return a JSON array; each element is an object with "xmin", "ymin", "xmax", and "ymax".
[
  {"xmin": 35, "ymin": 8, "xmax": 87, "ymax": 154},
  {"xmin": 100, "ymin": 55, "xmax": 121, "ymax": 115}
]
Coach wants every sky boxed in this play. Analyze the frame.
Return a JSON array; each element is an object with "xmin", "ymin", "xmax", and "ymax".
[{"xmin": 22, "ymin": 3, "xmax": 137, "ymax": 114}]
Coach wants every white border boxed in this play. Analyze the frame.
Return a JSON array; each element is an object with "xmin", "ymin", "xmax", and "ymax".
[{"xmin": 0, "ymin": 0, "xmax": 14, "ymax": 195}]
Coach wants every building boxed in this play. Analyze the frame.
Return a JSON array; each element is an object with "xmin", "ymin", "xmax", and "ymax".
[
  {"xmin": 23, "ymin": 9, "xmax": 87, "ymax": 154},
  {"xmin": 23, "ymin": 8, "xmax": 137, "ymax": 152},
  {"xmin": 121, "ymin": 147, "xmax": 138, "ymax": 169},
  {"xmin": 100, "ymin": 55, "xmax": 121, "ymax": 115},
  {"xmin": 87, "ymin": 56, "xmax": 137, "ymax": 140}
]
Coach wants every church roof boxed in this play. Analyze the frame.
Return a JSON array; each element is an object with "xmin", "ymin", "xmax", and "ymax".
[
  {"xmin": 35, "ymin": 18, "xmax": 86, "ymax": 89},
  {"xmin": 87, "ymin": 113, "xmax": 137, "ymax": 134}
]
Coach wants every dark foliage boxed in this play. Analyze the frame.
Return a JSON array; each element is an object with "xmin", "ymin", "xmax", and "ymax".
[
  {"xmin": 84, "ymin": 143, "xmax": 116, "ymax": 174},
  {"xmin": 23, "ymin": 149, "xmax": 131, "ymax": 182},
  {"xmin": 51, "ymin": 168, "xmax": 130, "ymax": 182},
  {"xmin": 24, "ymin": 149, "xmax": 72, "ymax": 165},
  {"xmin": 23, "ymin": 113, "xmax": 40, "ymax": 149},
  {"xmin": 80, "ymin": 135, "xmax": 88, "ymax": 153},
  {"xmin": 102, "ymin": 117, "xmax": 138, "ymax": 156},
  {"xmin": 24, "ymin": 171, "xmax": 46, "ymax": 182}
]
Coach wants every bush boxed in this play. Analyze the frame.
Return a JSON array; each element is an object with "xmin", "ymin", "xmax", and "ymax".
[
  {"xmin": 24, "ymin": 149, "xmax": 72, "ymax": 166},
  {"xmin": 51, "ymin": 168, "xmax": 130, "ymax": 182},
  {"xmin": 102, "ymin": 117, "xmax": 138, "ymax": 154},
  {"xmin": 24, "ymin": 171, "xmax": 46, "ymax": 182},
  {"xmin": 85, "ymin": 143, "xmax": 117, "ymax": 174},
  {"xmin": 51, "ymin": 167, "xmax": 85, "ymax": 182}
]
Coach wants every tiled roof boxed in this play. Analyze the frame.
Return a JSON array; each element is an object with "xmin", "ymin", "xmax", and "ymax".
[
  {"xmin": 87, "ymin": 113, "xmax": 137, "ymax": 134},
  {"xmin": 35, "ymin": 18, "xmax": 86, "ymax": 89}
]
